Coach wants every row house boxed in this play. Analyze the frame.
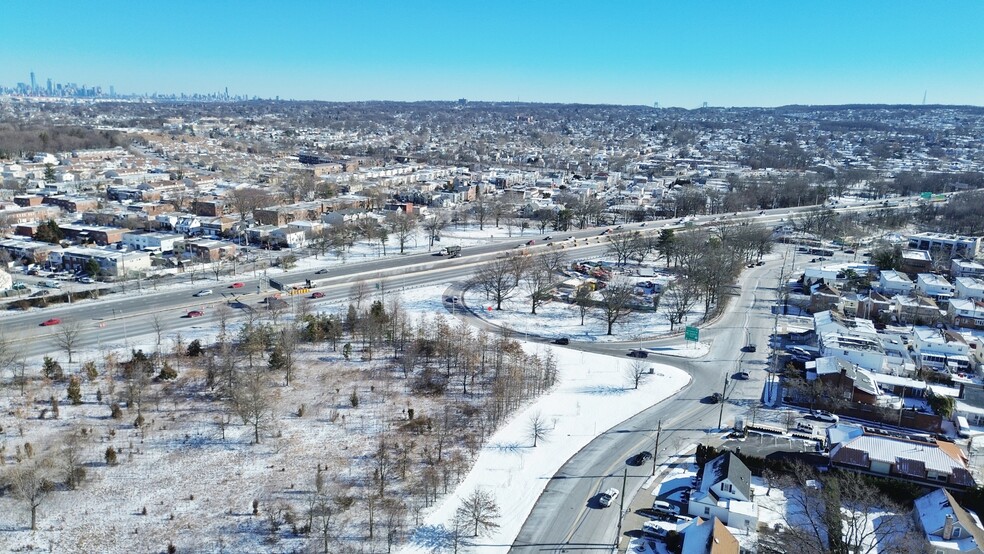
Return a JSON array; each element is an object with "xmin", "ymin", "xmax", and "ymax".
[
  {"xmin": 121, "ymin": 232, "xmax": 182, "ymax": 253},
  {"xmin": 200, "ymin": 216, "xmax": 235, "ymax": 238},
  {"xmin": 12, "ymin": 195, "xmax": 43, "ymax": 207},
  {"xmin": 49, "ymin": 247, "xmax": 152, "ymax": 276},
  {"xmin": 0, "ymin": 238, "xmax": 58, "ymax": 264},
  {"xmin": 59, "ymin": 224, "xmax": 124, "ymax": 246},
  {"xmin": 893, "ymin": 295, "xmax": 944, "ymax": 325},
  {"xmin": 1, "ymin": 206, "xmax": 61, "ymax": 226},
  {"xmin": 127, "ymin": 202, "xmax": 174, "ymax": 217},
  {"xmin": 949, "ymin": 299, "xmax": 984, "ymax": 330},
  {"xmin": 192, "ymin": 199, "xmax": 226, "ymax": 217},
  {"xmin": 254, "ymin": 201, "xmax": 331, "ymax": 226},
  {"xmin": 951, "ymin": 258, "xmax": 984, "ymax": 280},
  {"xmin": 41, "ymin": 196, "xmax": 98, "ymax": 213},
  {"xmin": 879, "ymin": 270, "xmax": 914, "ymax": 296},
  {"xmin": 183, "ymin": 239, "xmax": 235, "ymax": 262},
  {"xmin": 956, "ymin": 277, "xmax": 984, "ymax": 301}
]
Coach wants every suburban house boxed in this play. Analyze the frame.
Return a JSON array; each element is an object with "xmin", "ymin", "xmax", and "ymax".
[
  {"xmin": 956, "ymin": 277, "xmax": 984, "ymax": 301},
  {"xmin": 917, "ymin": 274, "xmax": 956, "ymax": 304},
  {"xmin": 814, "ymin": 310, "xmax": 887, "ymax": 373},
  {"xmin": 949, "ymin": 299, "xmax": 984, "ymax": 330},
  {"xmin": 678, "ymin": 516, "xmax": 739, "ymax": 554},
  {"xmin": 914, "ymin": 488, "xmax": 984, "ymax": 553},
  {"xmin": 688, "ymin": 453, "xmax": 758, "ymax": 530},
  {"xmin": 951, "ymin": 259, "xmax": 984, "ymax": 280},
  {"xmin": 879, "ymin": 270, "xmax": 914, "ymax": 296},
  {"xmin": 827, "ymin": 424, "xmax": 975, "ymax": 489},
  {"xmin": 912, "ymin": 328, "xmax": 974, "ymax": 373},
  {"xmin": 893, "ymin": 294, "xmax": 944, "ymax": 325},
  {"xmin": 808, "ymin": 357, "xmax": 887, "ymax": 407},
  {"xmin": 122, "ymin": 231, "xmax": 181, "ymax": 253}
]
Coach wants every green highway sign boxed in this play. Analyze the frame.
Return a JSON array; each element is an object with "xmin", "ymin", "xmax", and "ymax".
[{"xmin": 685, "ymin": 326, "xmax": 699, "ymax": 342}]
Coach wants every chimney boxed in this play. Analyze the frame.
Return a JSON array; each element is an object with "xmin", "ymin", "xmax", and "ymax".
[{"xmin": 943, "ymin": 514, "xmax": 955, "ymax": 540}]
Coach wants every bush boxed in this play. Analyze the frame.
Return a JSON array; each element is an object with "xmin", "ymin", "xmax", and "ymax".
[
  {"xmin": 349, "ymin": 388, "xmax": 359, "ymax": 408},
  {"xmin": 82, "ymin": 360, "xmax": 99, "ymax": 381},
  {"xmin": 134, "ymin": 412, "xmax": 145, "ymax": 428},
  {"xmin": 157, "ymin": 361, "xmax": 177, "ymax": 381},
  {"xmin": 105, "ymin": 447, "xmax": 118, "ymax": 466},
  {"xmin": 42, "ymin": 356, "xmax": 64, "ymax": 380},
  {"xmin": 110, "ymin": 403, "xmax": 123, "ymax": 419},
  {"xmin": 67, "ymin": 376, "xmax": 83, "ymax": 405},
  {"xmin": 187, "ymin": 339, "xmax": 204, "ymax": 357}
]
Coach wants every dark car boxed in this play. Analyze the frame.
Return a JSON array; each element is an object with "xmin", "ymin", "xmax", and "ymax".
[
  {"xmin": 186, "ymin": 310, "xmax": 204, "ymax": 318},
  {"xmin": 707, "ymin": 392, "xmax": 723, "ymax": 404},
  {"xmin": 628, "ymin": 451, "xmax": 653, "ymax": 466},
  {"xmin": 742, "ymin": 344, "xmax": 757, "ymax": 353},
  {"xmin": 552, "ymin": 337, "xmax": 570, "ymax": 345},
  {"xmin": 733, "ymin": 371, "xmax": 750, "ymax": 380},
  {"xmin": 310, "ymin": 292, "xmax": 325, "ymax": 299},
  {"xmin": 627, "ymin": 350, "xmax": 649, "ymax": 358}
]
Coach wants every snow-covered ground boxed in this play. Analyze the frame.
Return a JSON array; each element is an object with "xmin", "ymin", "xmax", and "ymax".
[{"xmin": 401, "ymin": 345, "xmax": 691, "ymax": 552}]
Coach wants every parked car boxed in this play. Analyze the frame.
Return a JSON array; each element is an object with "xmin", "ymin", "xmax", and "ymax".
[
  {"xmin": 627, "ymin": 350, "xmax": 649, "ymax": 358},
  {"xmin": 641, "ymin": 520, "xmax": 669, "ymax": 539},
  {"xmin": 809, "ymin": 410, "xmax": 839, "ymax": 423},
  {"xmin": 628, "ymin": 451, "xmax": 653, "ymax": 466},
  {"xmin": 311, "ymin": 292, "xmax": 325, "ymax": 299},
  {"xmin": 598, "ymin": 488, "xmax": 619, "ymax": 507},
  {"xmin": 11, "ymin": 281, "xmax": 27, "ymax": 290},
  {"xmin": 652, "ymin": 499, "xmax": 680, "ymax": 516},
  {"xmin": 230, "ymin": 282, "xmax": 245, "ymax": 289},
  {"xmin": 552, "ymin": 337, "xmax": 570, "ymax": 345},
  {"xmin": 194, "ymin": 289, "xmax": 213, "ymax": 297},
  {"xmin": 186, "ymin": 310, "xmax": 204, "ymax": 318},
  {"xmin": 40, "ymin": 318, "xmax": 61, "ymax": 326}
]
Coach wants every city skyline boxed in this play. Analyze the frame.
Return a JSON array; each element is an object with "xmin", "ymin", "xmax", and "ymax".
[{"xmin": 2, "ymin": 0, "xmax": 983, "ymax": 107}]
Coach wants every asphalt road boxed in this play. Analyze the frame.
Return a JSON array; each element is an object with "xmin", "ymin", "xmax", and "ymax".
[{"xmin": 508, "ymin": 252, "xmax": 786, "ymax": 552}]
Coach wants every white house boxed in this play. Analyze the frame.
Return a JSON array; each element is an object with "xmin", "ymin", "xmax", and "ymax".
[
  {"xmin": 913, "ymin": 328, "xmax": 973, "ymax": 373},
  {"xmin": 917, "ymin": 273, "xmax": 956, "ymax": 304},
  {"xmin": 814, "ymin": 311, "xmax": 886, "ymax": 373},
  {"xmin": 956, "ymin": 277, "xmax": 984, "ymax": 301},
  {"xmin": 687, "ymin": 453, "xmax": 758, "ymax": 530},
  {"xmin": 948, "ymin": 298, "xmax": 984, "ymax": 330},
  {"xmin": 122, "ymin": 231, "xmax": 181, "ymax": 253},
  {"xmin": 952, "ymin": 259, "xmax": 984, "ymax": 280},
  {"xmin": 914, "ymin": 488, "xmax": 984, "ymax": 553},
  {"xmin": 878, "ymin": 270, "xmax": 914, "ymax": 296}
]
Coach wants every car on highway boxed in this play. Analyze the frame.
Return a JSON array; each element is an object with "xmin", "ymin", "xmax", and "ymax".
[
  {"xmin": 40, "ymin": 318, "xmax": 61, "ymax": 326},
  {"xmin": 79, "ymin": 277, "xmax": 94, "ymax": 284},
  {"xmin": 315, "ymin": 269, "xmax": 330, "ymax": 274},
  {"xmin": 526, "ymin": 240, "xmax": 535, "ymax": 246},
  {"xmin": 194, "ymin": 289, "xmax": 213, "ymax": 297},
  {"xmin": 627, "ymin": 350, "xmax": 649, "ymax": 358},
  {"xmin": 627, "ymin": 451, "xmax": 653, "ymax": 466},
  {"xmin": 544, "ymin": 236, "xmax": 552, "ymax": 241},
  {"xmin": 598, "ymin": 488, "xmax": 619, "ymax": 507},
  {"xmin": 230, "ymin": 282, "xmax": 245, "ymax": 289},
  {"xmin": 733, "ymin": 371, "xmax": 750, "ymax": 380},
  {"xmin": 809, "ymin": 410, "xmax": 839, "ymax": 423},
  {"xmin": 186, "ymin": 310, "xmax": 204, "ymax": 318},
  {"xmin": 552, "ymin": 337, "xmax": 570, "ymax": 345},
  {"xmin": 311, "ymin": 292, "xmax": 325, "ymax": 299}
]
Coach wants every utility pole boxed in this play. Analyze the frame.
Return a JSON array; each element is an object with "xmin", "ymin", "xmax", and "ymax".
[
  {"xmin": 652, "ymin": 420, "xmax": 662, "ymax": 476},
  {"xmin": 717, "ymin": 374, "xmax": 729, "ymax": 430},
  {"xmin": 614, "ymin": 468, "xmax": 628, "ymax": 551}
]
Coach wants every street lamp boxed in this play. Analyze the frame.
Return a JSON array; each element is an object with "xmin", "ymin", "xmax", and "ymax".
[{"xmin": 651, "ymin": 419, "xmax": 662, "ymax": 476}]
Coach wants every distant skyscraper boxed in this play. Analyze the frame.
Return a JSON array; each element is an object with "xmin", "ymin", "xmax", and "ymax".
[
  {"xmin": 110, "ymin": 85, "xmax": 115, "ymax": 97},
  {"xmin": 30, "ymin": 71, "xmax": 36, "ymax": 93},
  {"xmin": 46, "ymin": 78, "xmax": 52, "ymax": 95}
]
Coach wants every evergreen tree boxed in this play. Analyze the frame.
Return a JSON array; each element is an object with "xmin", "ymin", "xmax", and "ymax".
[{"xmin": 67, "ymin": 376, "xmax": 82, "ymax": 405}]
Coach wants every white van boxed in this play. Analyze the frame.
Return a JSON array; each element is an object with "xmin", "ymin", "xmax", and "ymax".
[
  {"xmin": 956, "ymin": 416, "xmax": 971, "ymax": 438},
  {"xmin": 43, "ymin": 280, "xmax": 61, "ymax": 289}
]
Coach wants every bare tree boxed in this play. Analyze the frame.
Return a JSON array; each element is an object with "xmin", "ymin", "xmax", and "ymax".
[
  {"xmin": 527, "ymin": 411, "xmax": 550, "ymax": 447},
  {"xmin": 455, "ymin": 488, "xmax": 501, "ymax": 537},
  {"xmin": 596, "ymin": 279, "xmax": 636, "ymax": 335},
  {"xmin": 386, "ymin": 210, "xmax": 419, "ymax": 254},
  {"xmin": 663, "ymin": 278, "xmax": 700, "ymax": 331},
  {"xmin": 351, "ymin": 280, "xmax": 369, "ymax": 311},
  {"xmin": 625, "ymin": 359, "xmax": 649, "ymax": 389},
  {"xmin": 574, "ymin": 286, "xmax": 593, "ymax": 325},
  {"xmin": 523, "ymin": 266, "xmax": 554, "ymax": 315},
  {"xmin": 536, "ymin": 250, "xmax": 569, "ymax": 277},
  {"xmin": 422, "ymin": 214, "xmax": 450, "ymax": 249},
  {"xmin": 474, "ymin": 259, "xmax": 517, "ymax": 310},
  {"xmin": 54, "ymin": 322, "xmax": 83, "ymax": 364},
  {"xmin": 231, "ymin": 367, "xmax": 275, "ymax": 444},
  {"xmin": 9, "ymin": 457, "xmax": 55, "ymax": 530},
  {"xmin": 606, "ymin": 231, "xmax": 639, "ymax": 266}
]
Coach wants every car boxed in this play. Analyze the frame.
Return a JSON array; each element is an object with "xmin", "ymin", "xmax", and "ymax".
[
  {"xmin": 30, "ymin": 290, "xmax": 50, "ymax": 297},
  {"xmin": 733, "ymin": 371, "xmax": 750, "ymax": 380},
  {"xmin": 445, "ymin": 296, "xmax": 459, "ymax": 304},
  {"xmin": 640, "ymin": 222, "xmax": 647, "ymax": 227},
  {"xmin": 311, "ymin": 292, "xmax": 325, "ymax": 299},
  {"xmin": 708, "ymin": 392, "xmax": 723, "ymax": 404},
  {"xmin": 567, "ymin": 236, "xmax": 575, "ymax": 241},
  {"xmin": 742, "ymin": 344, "xmax": 756, "ymax": 352},
  {"xmin": 755, "ymin": 261, "xmax": 765, "ymax": 266},
  {"xmin": 652, "ymin": 499, "xmax": 680, "ymax": 516},
  {"xmin": 40, "ymin": 318, "xmax": 61, "ymax": 326},
  {"xmin": 194, "ymin": 289, "xmax": 213, "ymax": 297},
  {"xmin": 598, "ymin": 488, "xmax": 619, "ymax": 507},
  {"xmin": 526, "ymin": 240, "xmax": 535, "ymax": 246},
  {"xmin": 627, "ymin": 350, "xmax": 649, "ymax": 358},
  {"xmin": 615, "ymin": 225, "xmax": 623, "ymax": 230},
  {"xmin": 315, "ymin": 269, "xmax": 330, "ymax": 274},
  {"xmin": 230, "ymin": 282, "xmax": 245, "ymax": 289},
  {"xmin": 844, "ymin": 249, "xmax": 855, "ymax": 254},
  {"xmin": 552, "ymin": 337, "xmax": 570, "ymax": 345},
  {"xmin": 628, "ymin": 451, "xmax": 653, "ymax": 466},
  {"xmin": 11, "ymin": 282, "xmax": 27, "ymax": 290},
  {"xmin": 809, "ymin": 410, "xmax": 839, "ymax": 423},
  {"xmin": 641, "ymin": 521, "xmax": 669, "ymax": 539},
  {"xmin": 544, "ymin": 236, "xmax": 552, "ymax": 240},
  {"xmin": 186, "ymin": 310, "xmax": 204, "ymax": 318},
  {"xmin": 79, "ymin": 277, "xmax": 94, "ymax": 284}
]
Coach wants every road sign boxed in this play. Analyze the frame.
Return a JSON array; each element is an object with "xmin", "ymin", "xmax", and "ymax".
[
  {"xmin": 920, "ymin": 191, "xmax": 932, "ymax": 199},
  {"xmin": 684, "ymin": 326, "xmax": 699, "ymax": 342}
]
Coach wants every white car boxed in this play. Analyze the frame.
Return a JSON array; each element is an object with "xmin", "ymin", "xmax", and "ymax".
[
  {"xmin": 810, "ymin": 410, "xmax": 839, "ymax": 423},
  {"xmin": 599, "ymin": 488, "xmax": 619, "ymax": 507},
  {"xmin": 194, "ymin": 289, "xmax": 213, "ymax": 297}
]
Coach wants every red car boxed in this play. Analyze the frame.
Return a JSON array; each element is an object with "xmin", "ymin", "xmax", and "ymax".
[
  {"xmin": 187, "ymin": 310, "xmax": 204, "ymax": 318},
  {"xmin": 41, "ymin": 318, "xmax": 61, "ymax": 326},
  {"xmin": 230, "ymin": 282, "xmax": 245, "ymax": 289},
  {"xmin": 310, "ymin": 292, "xmax": 325, "ymax": 299}
]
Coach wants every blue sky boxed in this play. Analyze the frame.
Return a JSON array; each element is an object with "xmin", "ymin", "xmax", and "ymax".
[{"xmin": 3, "ymin": 1, "xmax": 982, "ymax": 107}]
